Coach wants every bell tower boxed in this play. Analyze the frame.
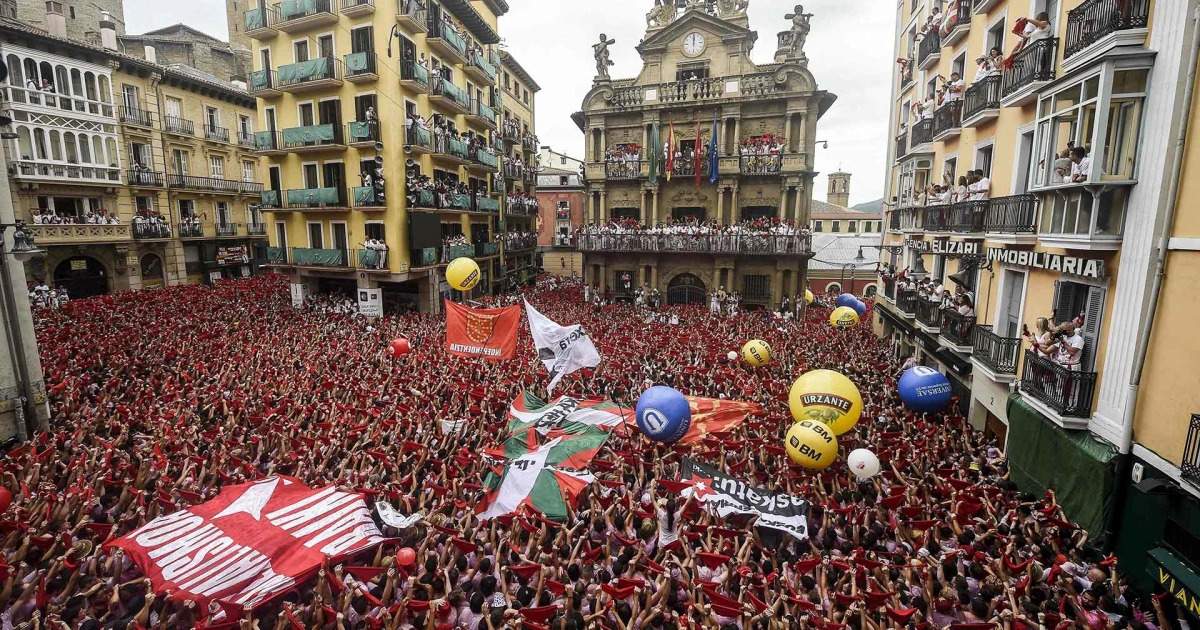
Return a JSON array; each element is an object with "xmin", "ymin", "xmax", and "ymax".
[{"xmin": 828, "ymin": 171, "xmax": 851, "ymax": 207}]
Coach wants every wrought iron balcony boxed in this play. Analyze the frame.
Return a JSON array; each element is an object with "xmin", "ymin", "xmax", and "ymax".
[
  {"xmin": 400, "ymin": 59, "xmax": 430, "ymax": 92},
  {"xmin": 237, "ymin": 131, "xmax": 257, "ymax": 148},
  {"xmin": 941, "ymin": 0, "xmax": 973, "ymax": 46},
  {"xmin": 476, "ymin": 241, "xmax": 500, "ymax": 257},
  {"xmin": 917, "ymin": 30, "xmax": 941, "ymax": 69},
  {"xmin": 216, "ymin": 223, "xmax": 240, "ymax": 237},
  {"xmin": 292, "ymin": 247, "xmax": 349, "ymax": 268},
  {"xmin": 922, "ymin": 204, "xmax": 951, "ymax": 232},
  {"xmin": 910, "ymin": 118, "xmax": 934, "ymax": 148},
  {"xmin": 346, "ymin": 121, "xmax": 379, "ymax": 147},
  {"xmin": 406, "ymin": 125, "xmax": 433, "ymax": 152},
  {"xmin": 671, "ymin": 156, "xmax": 698, "ymax": 178},
  {"xmin": 119, "ymin": 105, "xmax": 154, "ymax": 127},
  {"xmin": 426, "ymin": 18, "xmax": 468, "ymax": 64},
  {"xmin": 1183, "ymin": 415, "xmax": 1200, "ymax": 487},
  {"xmin": 244, "ymin": 5, "xmax": 279, "ymax": 38},
  {"xmin": 962, "ymin": 75, "xmax": 1001, "ymax": 125},
  {"xmin": 896, "ymin": 288, "xmax": 918, "ymax": 315},
  {"xmin": 740, "ymin": 154, "xmax": 782, "ymax": 176},
  {"xmin": 280, "ymin": 123, "xmax": 345, "ymax": 152},
  {"xmin": 163, "ymin": 115, "xmax": 194, "ymax": 136},
  {"xmin": 895, "ymin": 132, "xmax": 908, "ymax": 161},
  {"xmin": 249, "ymin": 70, "xmax": 280, "ymax": 97},
  {"xmin": 277, "ymin": 57, "xmax": 344, "ymax": 92},
  {"xmin": 254, "ymin": 131, "xmax": 283, "ymax": 154},
  {"xmin": 469, "ymin": 98, "xmax": 498, "ymax": 128},
  {"xmin": 260, "ymin": 189, "xmax": 282, "ymax": 209},
  {"xmin": 284, "ymin": 187, "xmax": 348, "ymax": 210},
  {"xmin": 274, "ymin": 0, "xmax": 337, "ymax": 33},
  {"xmin": 345, "ymin": 51, "xmax": 378, "ymax": 82},
  {"xmin": 898, "ymin": 207, "xmax": 923, "ymax": 232},
  {"xmin": 1020, "ymin": 350, "xmax": 1098, "ymax": 418},
  {"xmin": 575, "ymin": 232, "xmax": 811, "ymax": 256},
  {"xmin": 166, "ymin": 174, "xmax": 263, "ymax": 194},
  {"xmin": 914, "ymin": 299, "xmax": 943, "ymax": 331},
  {"xmin": 1065, "ymin": 0, "xmax": 1150, "ymax": 59},
  {"xmin": 340, "ymin": 0, "xmax": 373, "ymax": 16},
  {"xmin": 351, "ymin": 185, "xmax": 385, "ymax": 209},
  {"xmin": 1000, "ymin": 38, "xmax": 1057, "ymax": 103},
  {"xmin": 204, "ymin": 124, "xmax": 230, "ymax": 143},
  {"xmin": 466, "ymin": 49, "xmax": 498, "ymax": 84},
  {"xmin": 179, "ymin": 222, "xmax": 207, "ymax": 238},
  {"xmin": 972, "ymin": 326, "xmax": 1020, "ymax": 375},
  {"xmin": 946, "ymin": 200, "xmax": 986, "ymax": 233},
  {"xmin": 933, "ymin": 100, "xmax": 962, "ymax": 140},
  {"xmin": 430, "ymin": 77, "xmax": 471, "ymax": 113},
  {"xmin": 125, "ymin": 169, "xmax": 164, "ymax": 187},
  {"xmin": 941, "ymin": 309, "xmax": 976, "ymax": 348},
  {"xmin": 984, "ymin": 194, "xmax": 1038, "ymax": 235},
  {"xmin": 133, "ymin": 222, "xmax": 172, "ymax": 239},
  {"xmin": 247, "ymin": 223, "xmax": 267, "ymax": 236},
  {"xmin": 396, "ymin": 1, "xmax": 426, "ymax": 33}
]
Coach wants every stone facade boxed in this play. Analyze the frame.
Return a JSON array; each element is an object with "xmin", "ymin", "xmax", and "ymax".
[
  {"xmin": 12, "ymin": 0, "xmax": 126, "ymax": 40},
  {"xmin": 120, "ymin": 25, "xmax": 252, "ymax": 83}
]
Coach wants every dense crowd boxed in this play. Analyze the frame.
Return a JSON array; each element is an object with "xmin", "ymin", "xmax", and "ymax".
[
  {"xmin": 1, "ymin": 274, "xmax": 1184, "ymax": 630},
  {"xmin": 31, "ymin": 208, "xmax": 120, "ymax": 225},
  {"xmin": 576, "ymin": 218, "xmax": 812, "ymax": 254}
]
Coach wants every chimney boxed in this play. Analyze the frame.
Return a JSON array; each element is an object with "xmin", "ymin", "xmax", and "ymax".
[
  {"xmin": 44, "ymin": 1, "xmax": 66, "ymax": 38},
  {"xmin": 827, "ymin": 171, "xmax": 851, "ymax": 208},
  {"xmin": 144, "ymin": 45, "xmax": 158, "ymax": 64},
  {"xmin": 99, "ymin": 10, "xmax": 118, "ymax": 51}
]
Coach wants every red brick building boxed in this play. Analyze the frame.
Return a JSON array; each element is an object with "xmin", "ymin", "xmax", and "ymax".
[{"xmin": 536, "ymin": 148, "xmax": 586, "ymax": 276}]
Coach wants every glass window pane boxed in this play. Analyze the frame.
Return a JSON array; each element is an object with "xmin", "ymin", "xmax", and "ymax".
[
  {"xmin": 1078, "ymin": 102, "xmax": 1097, "ymax": 154},
  {"xmin": 1113, "ymin": 69, "xmax": 1148, "ymax": 95},
  {"xmin": 1096, "ymin": 188, "xmax": 1126, "ymax": 236},
  {"xmin": 1054, "ymin": 85, "xmax": 1081, "ymax": 113},
  {"xmin": 1104, "ymin": 98, "xmax": 1142, "ymax": 180},
  {"xmin": 1075, "ymin": 191, "xmax": 1093, "ymax": 235},
  {"xmin": 1082, "ymin": 76, "xmax": 1100, "ymax": 101}
]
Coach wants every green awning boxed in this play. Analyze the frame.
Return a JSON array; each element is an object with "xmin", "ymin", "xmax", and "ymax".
[
  {"xmin": 278, "ymin": 57, "xmax": 330, "ymax": 84},
  {"xmin": 282, "ymin": 124, "xmax": 336, "ymax": 145},
  {"xmin": 1148, "ymin": 547, "xmax": 1200, "ymax": 618}
]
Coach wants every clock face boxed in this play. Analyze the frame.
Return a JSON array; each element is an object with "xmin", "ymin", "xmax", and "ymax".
[{"xmin": 683, "ymin": 32, "xmax": 706, "ymax": 57}]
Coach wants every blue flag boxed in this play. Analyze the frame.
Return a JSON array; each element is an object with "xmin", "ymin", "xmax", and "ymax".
[{"xmin": 708, "ymin": 112, "xmax": 720, "ymax": 184}]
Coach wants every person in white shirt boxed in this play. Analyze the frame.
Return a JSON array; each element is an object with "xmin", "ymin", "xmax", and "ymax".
[
  {"xmin": 1069, "ymin": 146, "xmax": 1092, "ymax": 183},
  {"xmin": 1056, "ymin": 324, "xmax": 1086, "ymax": 369},
  {"xmin": 970, "ymin": 169, "xmax": 991, "ymax": 200},
  {"xmin": 944, "ymin": 72, "xmax": 965, "ymax": 102}
]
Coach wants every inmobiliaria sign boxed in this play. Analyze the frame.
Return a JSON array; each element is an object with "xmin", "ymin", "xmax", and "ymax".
[{"xmin": 107, "ymin": 476, "xmax": 384, "ymax": 611}]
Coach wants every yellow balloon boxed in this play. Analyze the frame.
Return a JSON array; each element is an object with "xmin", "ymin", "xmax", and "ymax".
[
  {"xmin": 446, "ymin": 257, "xmax": 481, "ymax": 291},
  {"xmin": 741, "ymin": 340, "xmax": 771, "ymax": 367},
  {"xmin": 829, "ymin": 306, "xmax": 860, "ymax": 328},
  {"xmin": 788, "ymin": 369, "xmax": 863, "ymax": 436},
  {"xmin": 785, "ymin": 420, "xmax": 839, "ymax": 470},
  {"xmin": 805, "ymin": 289, "xmax": 814, "ymax": 305}
]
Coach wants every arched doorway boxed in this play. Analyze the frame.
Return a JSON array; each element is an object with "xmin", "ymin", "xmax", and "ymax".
[
  {"xmin": 140, "ymin": 253, "xmax": 165, "ymax": 289},
  {"xmin": 54, "ymin": 256, "xmax": 108, "ymax": 298},
  {"xmin": 667, "ymin": 273, "xmax": 707, "ymax": 305}
]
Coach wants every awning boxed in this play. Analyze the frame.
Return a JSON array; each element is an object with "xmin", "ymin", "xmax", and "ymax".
[{"xmin": 1148, "ymin": 547, "xmax": 1200, "ymax": 618}]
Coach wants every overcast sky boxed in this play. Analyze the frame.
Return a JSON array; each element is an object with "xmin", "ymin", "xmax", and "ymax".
[{"xmin": 123, "ymin": 0, "xmax": 893, "ymax": 205}]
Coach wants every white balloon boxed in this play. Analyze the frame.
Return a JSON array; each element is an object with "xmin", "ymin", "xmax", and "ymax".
[
  {"xmin": 847, "ymin": 448, "xmax": 881, "ymax": 481},
  {"xmin": 727, "ymin": 351, "xmax": 738, "ymax": 361}
]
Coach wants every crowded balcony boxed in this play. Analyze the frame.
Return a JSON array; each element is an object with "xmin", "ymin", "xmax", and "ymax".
[
  {"xmin": 961, "ymin": 75, "xmax": 1001, "ymax": 127},
  {"xmin": 507, "ymin": 196, "xmax": 537, "ymax": 216},
  {"xmin": 27, "ymin": 222, "xmax": 130, "ymax": 245},
  {"xmin": 163, "ymin": 115, "xmax": 194, "ymax": 137},
  {"xmin": 575, "ymin": 232, "xmax": 812, "ymax": 257},
  {"xmin": 248, "ymin": 70, "xmax": 281, "ymax": 98},
  {"xmin": 273, "ymin": 0, "xmax": 337, "ymax": 33},
  {"xmin": 399, "ymin": 60, "xmax": 430, "ymax": 92},
  {"xmin": 476, "ymin": 241, "xmax": 500, "ymax": 257},
  {"xmin": 1000, "ymin": 38, "xmax": 1057, "ymax": 106},
  {"xmin": 465, "ymin": 49, "xmax": 498, "ymax": 85},
  {"xmin": 502, "ymin": 234, "xmax": 536, "ymax": 252},
  {"xmin": 395, "ymin": 1, "xmax": 427, "ymax": 33},
  {"xmin": 476, "ymin": 196, "xmax": 500, "ymax": 213},
  {"xmin": 940, "ymin": 309, "xmax": 976, "ymax": 352},
  {"xmin": 920, "ymin": 203, "xmax": 950, "ymax": 233},
  {"xmin": 984, "ymin": 194, "xmax": 1038, "ymax": 242},
  {"xmin": 605, "ymin": 71, "xmax": 784, "ymax": 110},
  {"xmin": 932, "ymin": 100, "xmax": 962, "ymax": 141},
  {"xmin": 132, "ymin": 222, "xmax": 172, "ymax": 240},
  {"xmin": 604, "ymin": 159, "xmax": 643, "ymax": 181},
  {"xmin": 277, "ymin": 57, "xmax": 344, "ymax": 93},
  {"xmin": 467, "ymin": 146, "xmax": 499, "ymax": 173},
  {"xmin": 426, "ymin": 19, "xmax": 469, "ymax": 65},
  {"xmin": 941, "ymin": 0, "xmax": 972, "ymax": 47},
  {"xmin": 243, "ymin": 5, "xmax": 279, "ymax": 39},
  {"xmin": 216, "ymin": 223, "xmax": 241, "ymax": 237},
  {"xmin": 283, "ymin": 187, "xmax": 349, "ymax": 211},
  {"xmin": 166, "ymin": 174, "xmax": 263, "ymax": 195},
  {"xmin": 279, "ymin": 123, "xmax": 346, "ymax": 153},
  {"xmin": 405, "ymin": 125, "xmax": 433, "ymax": 154},
  {"xmin": 440, "ymin": 243, "xmax": 476, "ymax": 264},
  {"xmin": 909, "ymin": 118, "xmax": 934, "ymax": 150},
  {"xmin": 1064, "ymin": 0, "xmax": 1150, "ymax": 66},
  {"xmin": 178, "ymin": 221, "xmax": 210, "ymax": 239},
  {"xmin": 895, "ymin": 287, "xmax": 918, "ymax": 316},
  {"xmin": 351, "ymin": 185, "xmax": 386, "ymax": 210},
  {"xmin": 1020, "ymin": 350, "xmax": 1098, "ymax": 422},
  {"xmin": 430, "ymin": 136, "xmax": 470, "ymax": 165},
  {"xmin": 118, "ymin": 105, "xmax": 155, "ymax": 128},
  {"xmin": 914, "ymin": 299, "xmax": 943, "ymax": 333},
  {"xmin": 345, "ymin": 52, "xmax": 378, "ymax": 83},
  {"xmin": 916, "ymin": 31, "xmax": 941, "ymax": 71},
  {"xmin": 971, "ymin": 325, "xmax": 1021, "ymax": 380},
  {"xmin": 899, "ymin": 57, "xmax": 914, "ymax": 90},
  {"xmin": 468, "ymin": 98, "xmax": 498, "ymax": 130},
  {"xmin": 203, "ymin": 124, "xmax": 230, "ymax": 144},
  {"xmin": 125, "ymin": 169, "xmax": 164, "ymax": 188},
  {"xmin": 11, "ymin": 160, "xmax": 120, "ymax": 186},
  {"xmin": 340, "ymin": 0, "xmax": 374, "ymax": 17},
  {"xmin": 347, "ymin": 121, "xmax": 379, "ymax": 148},
  {"xmin": 671, "ymin": 156, "xmax": 698, "ymax": 178},
  {"xmin": 945, "ymin": 200, "xmax": 986, "ymax": 234},
  {"xmin": 740, "ymin": 154, "xmax": 781, "ymax": 176},
  {"xmin": 408, "ymin": 188, "xmax": 494, "ymax": 214},
  {"xmin": 430, "ymin": 78, "xmax": 471, "ymax": 114}
]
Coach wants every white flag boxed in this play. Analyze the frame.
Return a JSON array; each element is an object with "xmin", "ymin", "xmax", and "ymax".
[{"xmin": 524, "ymin": 299, "xmax": 601, "ymax": 394}]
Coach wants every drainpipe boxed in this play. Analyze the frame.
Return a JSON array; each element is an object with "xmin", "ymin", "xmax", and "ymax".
[{"xmin": 1119, "ymin": 2, "xmax": 1200, "ymax": 455}]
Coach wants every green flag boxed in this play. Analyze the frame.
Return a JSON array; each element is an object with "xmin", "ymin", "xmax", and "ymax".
[{"xmin": 647, "ymin": 122, "xmax": 660, "ymax": 186}]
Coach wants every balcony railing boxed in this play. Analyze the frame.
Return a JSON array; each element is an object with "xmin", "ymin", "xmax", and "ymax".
[
  {"xmin": 476, "ymin": 241, "xmax": 500, "ymax": 257},
  {"xmin": 163, "ymin": 116, "xmax": 194, "ymax": 136},
  {"xmin": 659, "ymin": 77, "xmax": 724, "ymax": 103},
  {"xmin": 917, "ymin": 30, "xmax": 941, "ymax": 68},
  {"xmin": 2, "ymin": 85, "xmax": 115, "ymax": 117},
  {"xmin": 922, "ymin": 204, "xmax": 950, "ymax": 232},
  {"xmin": 1020, "ymin": 350, "xmax": 1097, "ymax": 418},
  {"xmin": 984, "ymin": 194, "xmax": 1038, "ymax": 234},
  {"xmin": 260, "ymin": 189, "xmax": 282, "ymax": 209},
  {"xmin": 408, "ymin": 189, "xmax": 493, "ymax": 213},
  {"xmin": 247, "ymin": 223, "xmax": 267, "ymax": 236},
  {"xmin": 277, "ymin": 0, "xmax": 335, "ymax": 24},
  {"xmin": 1001, "ymin": 38, "xmax": 1057, "ymax": 100},
  {"xmin": 204, "ymin": 125, "xmax": 230, "ymax": 143},
  {"xmin": 605, "ymin": 160, "xmax": 642, "ymax": 180},
  {"xmin": 351, "ymin": 185, "xmax": 385, "ymax": 208},
  {"xmin": 1183, "ymin": 415, "xmax": 1200, "ymax": 487},
  {"xmin": 899, "ymin": 207, "xmax": 923, "ymax": 232},
  {"xmin": 431, "ymin": 78, "xmax": 471, "ymax": 111},
  {"xmin": 285, "ymin": 187, "xmax": 348, "ymax": 210},
  {"xmin": 468, "ymin": 49, "xmax": 498, "ymax": 83},
  {"xmin": 292, "ymin": 247, "xmax": 349, "ymax": 268},
  {"xmin": 254, "ymin": 131, "xmax": 282, "ymax": 152},
  {"xmin": 178, "ymin": 222, "xmax": 206, "ymax": 238},
  {"xmin": 244, "ymin": 6, "xmax": 277, "ymax": 32},
  {"xmin": 740, "ymin": 154, "xmax": 781, "ymax": 176},
  {"xmin": 503, "ymin": 236, "xmax": 536, "ymax": 252},
  {"xmin": 933, "ymin": 100, "xmax": 962, "ymax": 138},
  {"xmin": 11, "ymin": 160, "xmax": 120, "ymax": 185},
  {"xmin": 249, "ymin": 69, "xmax": 279, "ymax": 97},
  {"xmin": 133, "ymin": 222, "xmax": 172, "ymax": 239},
  {"xmin": 396, "ymin": 1, "xmax": 426, "ymax": 30},
  {"xmin": 28, "ymin": 223, "xmax": 131, "ymax": 244},
  {"xmin": 345, "ymin": 51, "xmax": 377, "ymax": 79},
  {"xmin": 941, "ymin": 309, "xmax": 976, "ymax": 347},
  {"xmin": 346, "ymin": 121, "xmax": 379, "ymax": 145},
  {"xmin": 407, "ymin": 125, "xmax": 433, "ymax": 150},
  {"xmin": 888, "ymin": 209, "xmax": 900, "ymax": 231},
  {"xmin": 119, "ymin": 105, "xmax": 154, "ymax": 127},
  {"xmin": 277, "ymin": 57, "xmax": 343, "ymax": 90},
  {"xmin": 427, "ymin": 19, "xmax": 468, "ymax": 61},
  {"xmin": 266, "ymin": 246, "xmax": 288, "ymax": 264},
  {"xmin": 914, "ymin": 299, "xmax": 943, "ymax": 330},
  {"xmin": 471, "ymin": 98, "xmax": 498, "ymax": 125},
  {"xmin": 442, "ymin": 243, "xmax": 475, "ymax": 263},
  {"xmin": 671, "ymin": 157, "xmax": 698, "ymax": 178},
  {"xmin": 216, "ymin": 223, "xmax": 240, "ymax": 237},
  {"xmin": 575, "ymin": 233, "xmax": 811, "ymax": 256},
  {"xmin": 895, "ymin": 132, "xmax": 908, "ymax": 160},
  {"xmin": 401, "ymin": 60, "xmax": 430, "ymax": 89},
  {"xmin": 237, "ymin": 130, "xmax": 256, "ymax": 148},
  {"xmin": 1064, "ymin": 0, "xmax": 1150, "ymax": 59},
  {"xmin": 166, "ymin": 174, "xmax": 263, "ymax": 194},
  {"xmin": 896, "ymin": 288, "xmax": 918, "ymax": 314},
  {"xmin": 972, "ymin": 326, "xmax": 1020, "ymax": 375},
  {"xmin": 941, "ymin": 0, "xmax": 973, "ymax": 42},
  {"xmin": 962, "ymin": 75, "xmax": 1001, "ymax": 122},
  {"xmin": 470, "ymin": 146, "xmax": 499, "ymax": 170},
  {"xmin": 910, "ymin": 118, "xmax": 934, "ymax": 147},
  {"xmin": 508, "ymin": 198, "xmax": 537, "ymax": 216},
  {"xmin": 281, "ymin": 123, "xmax": 345, "ymax": 150},
  {"xmin": 947, "ymin": 200, "xmax": 986, "ymax": 233},
  {"xmin": 126, "ymin": 169, "xmax": 164, "ymax": 187}
]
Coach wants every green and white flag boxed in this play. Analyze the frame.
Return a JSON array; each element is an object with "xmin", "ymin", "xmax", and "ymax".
[{"xmin": 477, "ymin": 438, "xmax": 595, "ymax": 521}]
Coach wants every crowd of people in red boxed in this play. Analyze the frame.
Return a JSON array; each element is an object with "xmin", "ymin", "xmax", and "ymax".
[{"xmin": 0, "ymin": 274, "xmax": 1184, "ymax": 630}]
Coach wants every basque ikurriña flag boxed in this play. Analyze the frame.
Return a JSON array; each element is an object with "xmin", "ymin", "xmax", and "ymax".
[
  {"xmin": 484, "ymin": 391, "xmax": 625, "ymax": 469},
  {"xmin": 478, "ymin": 438, "xmax": 596, "ymax": 521}
]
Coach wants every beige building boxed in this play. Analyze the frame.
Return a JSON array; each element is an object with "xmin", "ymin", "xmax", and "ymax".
[
  {"xmin": 498, "ymin": 50, "xmax": 540, "ymax": 289},
  {"xmin": 575, "ymin": 1, "xmax": 834, "ymax": 307}
]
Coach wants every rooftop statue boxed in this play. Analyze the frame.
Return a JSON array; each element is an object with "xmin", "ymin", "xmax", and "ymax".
[
  {"xmin": 593, "ymin": 34, "xmax": 616, "ymax": 80},
  {"xmin": 784, "ymin": 4, "xmax": 813, "ymax": 57}
]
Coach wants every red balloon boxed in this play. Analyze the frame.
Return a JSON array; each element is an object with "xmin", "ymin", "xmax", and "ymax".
[
  {"xmin": 0, "ymin": 486, "xmax": 11, "ymax": 514},
  {"xmin": 388, "ymin": 338, "xmax": 411, "ymax": 357},
  {"xmin": 397, "ymin": 547, "xmax": 417, "ymax": 567}
]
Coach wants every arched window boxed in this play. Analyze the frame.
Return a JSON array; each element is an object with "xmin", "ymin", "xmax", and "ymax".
[
  {"xmin": 5, "ymin": 55, "xmax": 22, "ymax": 102},
  {"xmin": 24, "ymin": 58, "xmax": 38, "ymax": 83},
  {"xmin": 64, "ymin": 132, "xmax": 78, "ymax": 162},
  {"xmin": 84, "ymin": 71, "xmax": 98, "ymax": 113},
  {"xmin": 78, "ymin": 134, "xmax": 91, "ymax": 163},
  {"xmin": 98, "ymin": 75, "xmax": 112, "ymax": 107},
  {"xmin": 105, "ymin": 138, "xmax": 118, "ymax": 166},
  {"xmin": 70, "ymin": 69, "xmax": 85, "ymax": 109},
  {"xmin": 825, "ymin": 282, "xmax": 842, "ymax": 294},
  {"xmin": 47, "ymin": 130, "xmax": 62, "ymax": 160},
  {"xmin": 16, "ymin": 127, "xmax": 32, "ymax": 159},
  {"xmin": 33, "ymin": 128, "xmax": 48, "ymax": 160},
  {"xmin": 864, "ymin": 285, "xmax": 878, "ymax": 298},
  {"xmin": 54, "ymin": 66, "xmax": 70, "ymax": 108}
]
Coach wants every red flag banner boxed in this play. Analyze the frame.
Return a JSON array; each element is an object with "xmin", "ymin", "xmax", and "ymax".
[
  {"xmin": 444, "ymin": 300, "xmax": 521, "ymax": 361},
  {"xmin": 624, "ymin": 396, "xmax": 761, "ymax": 444},
  {"xmin": 105, "ymin": 476, "xmax": 384, "ymax": 612}
]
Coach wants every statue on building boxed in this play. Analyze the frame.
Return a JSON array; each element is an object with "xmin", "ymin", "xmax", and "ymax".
[
  {"xmin": 593, "ymin": 34, "xmax": 616, "ymax": 80},
  {"xmin": 646, "ymin": 0, "xmax": 675, "ymax": 28},
  {"xmin": 717, "ymin": 0, "xmax": 749, "ymax": 17},
  {"xmin": 784, "ymin": 4, "xmax": 813, "ymax": 57}
]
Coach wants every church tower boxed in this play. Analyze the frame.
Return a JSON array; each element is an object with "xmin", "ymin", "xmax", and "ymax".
[{"xmin": 827, "ymin": 171, "xmax": 850, "ymax": 207}]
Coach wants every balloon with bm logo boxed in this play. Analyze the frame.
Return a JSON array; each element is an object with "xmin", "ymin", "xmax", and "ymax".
[
  {"xmin": 785, "ymin": 420, "xmax": 839, "ymax": 470},
  {"xmin": 788, "ymin": 369, "xmax": 863, "ymax": 436},
  {"xmin": 446, "ymin": 257, "xmax": 481, "ymax": 291},
  {"xmin": 740, "ymin": 339, "xmax": 771, "ymax": 367},
  {"xmin": 635, "ymin": 386, "xmax": 692, "ymax": 443},
  {"xmin": 829, "ymin": 306, "xmax": 860, "ymax": 329}
]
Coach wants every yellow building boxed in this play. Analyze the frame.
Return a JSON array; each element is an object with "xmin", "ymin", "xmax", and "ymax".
[
  {"xmin": 574, "ymin": 2, "xmax": 835, "ymax": 307},
  {"xmin": 498, "ymin": 49, "xmax": 540, "ymax": 289},
  {"xmin": 872, "ymin": 0, "xmax": 1199, "ymax": 570},
  {"xmin": 236, "ymin": 0, "xmax": 517, "ymax": 312},
  {"xmin": 2, "ymin": 13, "xmax": 263, "ymax": 297}
]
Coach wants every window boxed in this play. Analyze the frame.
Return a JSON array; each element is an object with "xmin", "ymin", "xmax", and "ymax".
[
  {"xmin": 165, "ymin": 96, "xmax": 182, "ymax": 119},
  {"xmin": 831, "ymin": 221, "xmax": 840, "ymax": 233},
  {"xmin": 943, "ymin": 156, "xmax": 958, "ymax": 186},
  {"xmin": 179, "ymin": 199, "xmax": 195, "ymax": 219},
  {"xmin": 976, "ymin": 145, "xmax": 993, "ymax": 178},
  {"xmin": 130, "ymin": 142, "xmax": 152, "ymax": 169},
  {"xmin": 135, "ymin": 196, "xmax": 153, "ymax": 212},
  {"xmin": 998, "ymin": 269, "xmax": 1026, "ymax": 338},
  {"xmin": 307, "ymin": 222, "xmax": 324, "ymax": 248},
  {"xmin": 210, "ymin": 155, "xmax": 225, "ymax": 178},
  {"xmin": 172, "ymin": 149, "xmax": 189, "ymax": 175},
  {"xmin": 242, "ymin": 160, "xmax": 256, "ymax": 182},
  {"xmin": 1052, "ymin": 280, "xmax": 1105, "ymax": 370},
  {"xmin": 813, "ymin": 220, "xmax": 823, "ymax": 232},
  {"xmin": 275, "ymin": 221, "xmax": 287, "ymax": 249},
  {"xmin": 298, "ymin": 102, "xmax": 315, "ymax": 126},
  {"xmin": 986, "ymin": 19, "xmax": 1005, "ymax": 56},
  {"xmin": 365, "ymin": 222, "xmax": 385, "ymax": 240},
  {"xmin": 675, "ymin": 66, "xmax": 710, "ymax": 82},
  {"xmin": 205, "ymin": 106, "xmax": 220, "ymax": 129},
  {"xmin": 216, "ymin": 202, "xmax": 230, "ymax": 226},
  {"xmin": 350, "ymin": 26, "xmax": 372, "ymax": 54},
  {"xmin": 302, "ymin": 163, "xmax": 319, "ymax": 189},
  {"xmin": 294, "ymin": 40, "xmax": 310, "ymax": 62},
  {"xmin": 238, "ymin": 114, "xmax": 251, "ymax": 136},
  {"xmin": 951, "ymin": 53, "xmax": 965, "ymax": 80},
  {"xmin": 122, "ymin": 84, "xmax": 139, "ymax": 109},
  {"xmin": 317, "ymin": 35, "xmax": 334, "ymax": 59},
  {"xmin": 848, "ymin": 221, "xmax": 858, "ymax": 233}
]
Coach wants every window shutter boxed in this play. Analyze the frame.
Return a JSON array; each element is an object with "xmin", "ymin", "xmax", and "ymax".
[
  {"xmin": 1081, "ymin": 286, "xmax": 1105, "ymax": 371},
  {"xmin": 1051, "ymin": 280, "xmax": 1071, "ymax": 325}
]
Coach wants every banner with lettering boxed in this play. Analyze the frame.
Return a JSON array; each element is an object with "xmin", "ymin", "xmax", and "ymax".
[
  {"xmin": 674, "ymin": 459, "xmax": 810, "ymax": 540},
  {"xmin": 444, "ymin": 300, "xmax": 521, "ymax": 361},
  {"xmin": 106, "ymin": 477, "xmax": 384, "ymax": 611}
]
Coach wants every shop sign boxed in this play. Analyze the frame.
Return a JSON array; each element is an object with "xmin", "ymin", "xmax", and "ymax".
[
  {"xmin": 1149, "ymin": 547, "xmax": 1200, "ymax": 618},
  {"xmin": 358, "ymin": 288, "xmax": 383, "ymax": 318},
  {"xmin": 907, "ymin": 239, "xmax": 982, "ymax": 255},
  {"xmin": 986, "ymin": 247, "xmax": 1106, "ymax": 279},
  {"xmin": 216, "ymin": 246, "xmax": 249, "ymax": 266}
]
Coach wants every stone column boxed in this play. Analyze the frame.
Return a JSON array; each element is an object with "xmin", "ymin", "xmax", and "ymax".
[
  {"xmin": 588, "ymin": 190, "xmax": 596, "ymax": 223},
  {"xmin": 730, "ymin": 185, "xmax": 739, "ymax": 223},
  {"xmin": 779, "ymin": 186, "xmax": 790, "ymax": 219},
  {"xmin": 639, "ymin": 190, "xmax": 647, "ymax": 224},
  {"xmin": 716, "ymin": 186, "xmax": 725, "ymax": 225},
  {"xmin": 793, "ymin": 183, "xmax": 803, "ymax": 222},
  {"xmin": 650, "ymin": 264, "xmax": 658, "ymax": 290},
  {"xmin": 599, "ymin": 191, "xmax": 607, "ymax": 224},
  {"xmin": 651, "ymin": 190, "xmax": 659, "ymax": 224}
]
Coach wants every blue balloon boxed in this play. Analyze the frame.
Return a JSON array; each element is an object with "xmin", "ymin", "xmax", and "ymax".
[
  {"xmin": 636, "ymin": 386, "xmax": 692, "ymax": 443},
  {"xmin": 898, "ymin": 366, "xmax": 953, "ymax": 413},
  {"xmin": 851, "ymin": 299, "xmax": 867, "ymax": 316},
  {"xmin": 835, "ymin": 293, "xmax": 858, "ymax": 308}
]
